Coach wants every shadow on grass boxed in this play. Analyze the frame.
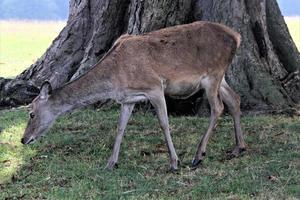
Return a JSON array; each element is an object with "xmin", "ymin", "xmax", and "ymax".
[{"xmin": 0, "ymin": 108, "xmax": 36, "ymax": 185}]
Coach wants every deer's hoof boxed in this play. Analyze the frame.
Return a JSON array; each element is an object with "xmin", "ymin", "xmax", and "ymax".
[
  {"xmin": 239, "ymin": 147, "xmax": 246, "ymax": 153},
  {"xmin": 226, "ymin": 147, "xmax": 246, "ymax": 160},
  {"xmin": 170, "ymin": 160, "xmax": 180, "ymax": 172},
  {"xmin": 170, "ymin": 165, "xmax": 178, "ymax": 172},
  {"xmin": 105, "ymin": 161, "xmax": 118, "ymax": 170},
  {"xmin": 191, "ymin": 158, "xmax": 202, "ymax": 169}
]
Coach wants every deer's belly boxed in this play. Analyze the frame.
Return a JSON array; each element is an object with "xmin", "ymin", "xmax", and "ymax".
[{"xmin": 164, "ymin": 80, "xmax": 202, "ymax": 99}]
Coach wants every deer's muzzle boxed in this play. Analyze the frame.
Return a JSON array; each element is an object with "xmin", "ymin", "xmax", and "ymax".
[{"xmin": 21, "ymin": 137, "xmax": 35, "ymax": 144}]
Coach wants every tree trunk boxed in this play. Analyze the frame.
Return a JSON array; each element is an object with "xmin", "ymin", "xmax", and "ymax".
[{"xmin": 1, "ymin": 0, "xmax": 299, "ymax": 115}]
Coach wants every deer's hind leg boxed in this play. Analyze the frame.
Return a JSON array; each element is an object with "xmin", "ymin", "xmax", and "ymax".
[
  {"xmin": 219, "ymin": 79, "xmax": 246, "ymax": 158},
  {"xmin": 192, "ymin": 76, "xmax": 224, "ymax": 168}
]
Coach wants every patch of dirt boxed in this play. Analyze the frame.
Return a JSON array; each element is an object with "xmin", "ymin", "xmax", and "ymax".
[
  {"xmin": 140, "ymin": 149, "xmax": 151, "ymax": 156},
  {"xmin": 153, "ymin": 144, "xmax": 168, "ymax": 154},
  {"xmin": 4, "ymin": 194, "xmax": 26, "ymax": 200},
  {"xmin": 139, "ymin": 144, "xmax": 169, "ymax": 157},
  {"xmin": 54, "ymin": 177, "xmax": 70, "ymax": 187}
]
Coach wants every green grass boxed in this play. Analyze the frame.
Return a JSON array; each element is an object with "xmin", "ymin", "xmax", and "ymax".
[
  {"xmin": 0, "ymin": 107, "xmax": 299, "ymax": 199},
  {"xmin": 0, "ymin": 21, "xmax": 65, "ymax": 78}
]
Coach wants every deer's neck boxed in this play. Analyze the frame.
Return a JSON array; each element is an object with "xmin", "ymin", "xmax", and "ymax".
[{"xmin": 49, "ymin": 62, "xmax": 116, "ymax": 114}]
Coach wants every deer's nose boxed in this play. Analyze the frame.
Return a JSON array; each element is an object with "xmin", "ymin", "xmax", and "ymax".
[
  {"xmin": 21, "ymin": 137, "xmax": 26, "ymax": 144},
  {"xmin": 21, "ymin": 137, "xmax": 34, "ymax": 144}
]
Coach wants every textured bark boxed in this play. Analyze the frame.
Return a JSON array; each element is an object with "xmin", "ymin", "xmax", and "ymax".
[
  {"xmin": 266, "ymin": 0, "xmax": 300, "ymax": 103},
  {"xmin": 0, "ymin": 0, "xmax": 299, "ymax": 115}
]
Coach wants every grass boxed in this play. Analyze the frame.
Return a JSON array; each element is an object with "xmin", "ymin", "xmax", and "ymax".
[
  {"xmin": 0, "ymin": 21, "xmax": 65, "ymax": 78},
  {"xmin": 0, "ymin": 107, "xmax": 299, "ymax": 199}
]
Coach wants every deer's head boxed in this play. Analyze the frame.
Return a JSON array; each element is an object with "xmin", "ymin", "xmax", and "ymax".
[{"xmin": 21, "ymin": 82, "xmax": 58, "ymax": 144}]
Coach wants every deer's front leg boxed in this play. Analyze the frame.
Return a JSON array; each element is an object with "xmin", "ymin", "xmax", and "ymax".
[
  {"xmin": 106, "ymin": 103, "xmax": 135, "ymax": 170},
  {"xmin": 149, "ymin": 92, "xmax": 179, "ymax": 171}
]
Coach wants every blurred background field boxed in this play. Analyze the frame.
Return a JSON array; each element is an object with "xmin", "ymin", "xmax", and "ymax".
[
  {"xmin": 0, "ymin": 21, "xmax": 65, "ymax": 78},
  {"xmin": 286, "ymin": 17, "xmax": 300, "ymax": 51}
]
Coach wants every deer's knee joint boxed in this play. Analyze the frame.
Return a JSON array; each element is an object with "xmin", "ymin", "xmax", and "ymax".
[
  {"xmin": 229, "ymin": 106, "xmax": 241, "ymax": 116},
  {"xmin": 212, "ymin": 101, "xmax": 224, "ymax": 117}
]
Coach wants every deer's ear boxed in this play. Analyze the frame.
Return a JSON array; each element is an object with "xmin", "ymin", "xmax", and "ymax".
[{"xmin": 40, "ymin": 81, "xmax": 52, "ymax": 100}]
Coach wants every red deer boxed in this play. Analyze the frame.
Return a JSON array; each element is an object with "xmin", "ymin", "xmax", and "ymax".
[{"xmin": 21, "ymin": 21, "xmax": 246, "ymax": 171}]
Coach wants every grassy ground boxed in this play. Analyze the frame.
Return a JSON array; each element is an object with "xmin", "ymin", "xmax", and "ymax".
[
  {"xmin": 0, "ymin": 21, "xmax": 65, "ymax": 78},
  {"xmin": 0, "ymin": 107, "xmax": 299, "ymax": 199}
]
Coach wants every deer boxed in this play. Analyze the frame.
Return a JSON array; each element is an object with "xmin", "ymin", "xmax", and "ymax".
[{"xmin": 21, "ymin": 21, "xmax": 246, "ymax": 171}]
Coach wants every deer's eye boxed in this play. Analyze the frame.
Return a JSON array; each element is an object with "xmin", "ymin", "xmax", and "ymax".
[{"xmin": 30, "ymin": 113, "xmax": 35, "ymax": 119}]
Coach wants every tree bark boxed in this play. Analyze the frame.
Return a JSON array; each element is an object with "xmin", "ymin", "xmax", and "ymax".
[{"xmin": 1, "ymin": 0, "xmax": 299, "ymax": 115}]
